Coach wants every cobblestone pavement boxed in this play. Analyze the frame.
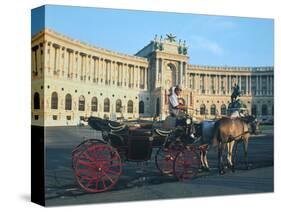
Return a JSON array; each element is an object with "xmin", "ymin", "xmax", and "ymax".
[{"xmin": 44, "ymin": 126, "xmax": 274, "ymax": 206}]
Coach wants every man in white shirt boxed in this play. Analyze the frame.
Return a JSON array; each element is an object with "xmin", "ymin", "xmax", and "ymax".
[
  {"xmin": 168, "ymin": 85, "xmax": 195, "ymax": 138},
  {"xmin": 169, "ymin": 85, "xmax": 187, "ymax": 117}
]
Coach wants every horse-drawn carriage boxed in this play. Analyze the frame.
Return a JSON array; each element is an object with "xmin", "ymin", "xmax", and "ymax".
[
  {"xmin": 71, "ymin": 114, "xmax": 208, "ymax": 193},
  {"xmin": 71, "ymin": 95, "xmax": 258, "ymax": 192}
]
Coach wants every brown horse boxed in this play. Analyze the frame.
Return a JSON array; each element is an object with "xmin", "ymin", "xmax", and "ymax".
[{"xmin": 212, "ymin": 117, "xmax": 250, "ymax": 175}]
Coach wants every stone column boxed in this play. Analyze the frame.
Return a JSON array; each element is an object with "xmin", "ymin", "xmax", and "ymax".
[
  {"xmin": 179, "ymin": 61, "xmax": 183, "ymax": 86},
  {"xmin": 87, "ymin": 55, "xmax": 90, "ymax": 82},
  {"xmin": 121, "ymin": 63, "xmax": 124, "ymax": 87},
  {"xmin": 206, "ymin": 74, "xmax": 209, "ymax": 94},
  {"xmin": 110, "ymin": 60, "xmax": 113, "ymax": 85},
  {"xmin": 259, "ymin": 75, "xmax": 262, "ymax": 95},
  {"xmin": 123, "ymin": 63, "xmax": 126, "ymax": 87},
  {"xmin": 144, "ymin": 67, "xmax": 148, "ymax": 90},
  {"xmin": 120, "ymin": 63, "xmax": 123, "ymax": 87},
  {"xmin": 228, "ymin": 75, "xmax": 232, "ymax": 95},
  {"xmin": 226, "ymin": 75, "xmax": 228, "ymax": 94},
  {"xmin": 92, "ymin": 57, "xmax": 95, "ymax": 83},
  {"xmin": 256, "ymin": 75, "xmax": 259, "ymax": 96},
  {"xmin": 99, "ymin": 58, "xmax": 103, "ymax": 84},
  {"xmin": 115, "ymin": 62, "xmax": 119, "ymax": 86},
  {"xmin": 66, "ymin": 49, "xmax": 70, "ymax": 78},
  {"xmin": 48, "ymin": 42, "xmax": 52, "ymax": 75},
  {"xmin": 31, "ymin": 48, "xmax": 36, "ymax": 75},
  {"xmin": 270, "ymin": 75, "xmax": 273, "ymax": 95},
  {"xmin": 61, "ymin": 47, "xmax": 65, "ymax": 78},
  {"xmin": 246, "ymin": 75, "xmax": 249, "ymax": 95},
  {"xmin": 249, "ymin": 75, "xmax": 252, "ymax": 95},
  {"xmin": 36, "ymin": 45, "xmax": 41, "ymax": 77},
  {"xmin": 95, "ymin": 57, "xmax": 98, "ymax": 82},
  {"xmin": 155, "ymin": 58, "xmax": 159, "ymax": 88},
  {"xmin": 239, "ymin": 76, "xmax": 242, "ymax": 93},
  {"xmin": 93, "ymin": 56, "xmax": 97, "ymax": 83},
  {"xmin": 266, "ymin": 75, "xmax": 270, "ymax": 96},
  {"xmin": 134, "ymin": 66, "xmax": 137, "ymax": 89},
  {"xmin": 218, "ymin": 75, "xmax": 221, "ymax": 95},
  {"xmin": 52, "ymin": 44, "xmax": 59, "ymax": 75},
  {"xmin": 195, "ymin": 74, "xmax": 198, "ymax": 93},
  {"xmin": 108, "ymin": 60, "xmax": 112, "ymax": 85},
  {"xmin": 103, "ymin": 59, "xmax": 107, "ymax": 85},
  {"xmin": 42, "ymin": 42, "xmax": 48, "ymax": 77},
  {"xmin": 84, "ymin": 54, "xmax": 88, "ymax": 81},
  {"xmin": 56, "ymin": 46, "xmax": 60, "ymax": 76}
]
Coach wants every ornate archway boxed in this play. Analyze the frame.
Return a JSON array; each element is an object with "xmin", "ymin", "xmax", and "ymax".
[{"xmin": 164, "ymin": 63, "xmax": 177, "ymax": 89}]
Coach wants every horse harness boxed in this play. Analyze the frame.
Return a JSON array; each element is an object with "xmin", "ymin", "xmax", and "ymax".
[{"xmin": 225, "ymin": 119, "xmax": 249, "ymax": 144}]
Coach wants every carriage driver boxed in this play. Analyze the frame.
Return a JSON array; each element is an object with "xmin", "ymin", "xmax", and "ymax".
[
  {"xmin": 169, "ymin": 85, "xmax": 186, "ymax": 120},
  {"xmin": 169, "ymin": 85, "xmax": 195, "ymax": 139}
]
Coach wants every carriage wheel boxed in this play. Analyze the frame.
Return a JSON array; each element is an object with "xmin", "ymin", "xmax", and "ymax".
[
  {"xmin": 155, "ymin": 144, "xmax": 183, "ymax": 176},
  {"xmin": 173, "ymin": 148, "xmax": 200, "ymax": 181},
  {"xmin": 72, "ymin": 139, "xmax": 103, "ymax": 169},
  {"xmin": 74, "ymin": 143, "xmax": 122, "ymax": 193}
]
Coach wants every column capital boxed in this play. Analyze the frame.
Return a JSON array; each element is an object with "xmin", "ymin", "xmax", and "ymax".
[{"xmin": 52, "ymin": 43, "xmax": 60, "ymax": 49}]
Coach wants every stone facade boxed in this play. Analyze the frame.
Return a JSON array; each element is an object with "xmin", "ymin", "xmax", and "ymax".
[{"xmin": 31, "ymin": 29, "xmax": 274, "ymax": 126}]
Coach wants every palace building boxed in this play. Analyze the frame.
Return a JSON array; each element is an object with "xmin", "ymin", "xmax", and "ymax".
[{"xmin": 31, "ymin": 29, "xmax": 274, "ymax": 126}]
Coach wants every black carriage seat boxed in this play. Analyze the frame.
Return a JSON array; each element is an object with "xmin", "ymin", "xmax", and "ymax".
[{"xmin": 154, "ymin": 128, "xmax": 172, "ymax": 137}]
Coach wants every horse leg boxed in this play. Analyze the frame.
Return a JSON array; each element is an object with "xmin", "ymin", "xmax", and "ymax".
[
  {"xmin": 243, "ymin": 139, "xmax": 249, "ymax": 170},
  {"xmin": 218, "ymin": 142, "xmax": 225, "ymax": 175},
  {"xmin": 234, "ymin": 141, "xmax": 238, "ymax": 166},
  {"xmin": 227, "ymin": 141, "xmax": 235, "ymax": 172},
  {"xmin": 199, "ymin": 151, "xmax": 204, "ymax": 171},
  {"xmin": 203, "ymin": 150, "xmax": 210, "ymax": 172}
]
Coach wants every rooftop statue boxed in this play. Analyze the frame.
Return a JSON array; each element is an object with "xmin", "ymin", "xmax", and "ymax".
[{"xmin": 166, "ymin": 33, "xmax": 176, "ymax": 42}]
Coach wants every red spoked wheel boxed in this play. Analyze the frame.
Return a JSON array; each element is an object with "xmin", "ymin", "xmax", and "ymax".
[
  {"xmin": 74, "ymin": 143, "xmax": 122, "ymax": 193},
  {"xmin": 155, "ymin": 147, "xmax": 176, "ymax": 176},
  {"xmin": 173, "ymin": 147, "xmax": 200, "ymax": 181},
  {"xmin": 72, "ymin": 139, "xmax": 100, "ymax": 169},
  {"xmin": 155, "ymin": 142, "xmax": 184, "ymax": 176}
]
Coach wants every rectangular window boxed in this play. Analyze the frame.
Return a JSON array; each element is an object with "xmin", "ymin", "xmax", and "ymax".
[
  {"xmin": 66, "ymin": 115, "xmax": 71, "ymax": 120},
  {"xmin": 53, "ymin": 115, "xmax": 57, "ymax": 120},
  {"xmin": 34, "ymin": 115, "xmax": 39, "ymax": 120}
]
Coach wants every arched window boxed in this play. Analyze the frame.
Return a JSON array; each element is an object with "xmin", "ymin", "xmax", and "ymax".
[
  {"xmin": 34, "ymin": 92, "xmax": 40, "ymax": 109},
  {"xmin": 127, "ymin": 100, "xmax": 133, "ymax": 113},
  {"xmin": 200, "ymin": 104, "xmax": 206, "ymax": 115},
  {"xmin": 116, "ymin": 99, "xmax": 122, "ymax": 113},
  {"xmin": 139, "ymin": 101, "xmax": 144, "ymax": 114},
  {"xmin": 51, "ymin": 92, "xmax": 58, "ymax": 109},
  {"xmin": 78, "ymin": 95, "xmax": 85, "ymax": 111},
  {"xmin": 221, "ymin": 104, "xmax": 226, "ymax": 115},
  {"xmin": 91, "ymin": 97, "xmax": 98, "ymax": 112},
  {"xmin": 104, "ymin": 98, "xmax": 110, "ymax": 112},
  {"xmin": 210, "ymin": 104, "xmax": 216, "ymax": 115},
  {"xmin": 156, "ymin": 98, "xmax": 160, "ymax": 116},
  {"xmin": 262, "ymin": 104, "xmax": 268, "ymax": 116},
  {"xmin": 65, "ymin": 94, "xmax": 72, "ymax": 110},
  {"xmin": 252, "ymin": 105, "xmax": 257, "ymax": 116}
]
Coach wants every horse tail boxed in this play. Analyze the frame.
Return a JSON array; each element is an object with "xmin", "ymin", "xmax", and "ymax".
[{"xmin": 211, "ymin": 120, "xmax": 221, "ymax": 148}]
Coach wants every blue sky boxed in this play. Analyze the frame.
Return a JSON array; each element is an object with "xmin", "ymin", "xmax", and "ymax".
[{"xmin": 31, "ymin": 5, "xmax": 274, "ymax": 67}]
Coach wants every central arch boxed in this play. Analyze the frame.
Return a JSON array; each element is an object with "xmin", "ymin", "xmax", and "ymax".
[{"xmin": 165, "ymin": 63, "xmax": 177, "ymax": 88}]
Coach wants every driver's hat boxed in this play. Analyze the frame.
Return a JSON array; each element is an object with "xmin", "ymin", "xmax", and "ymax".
[{"xmin": 175, "ymin": 85, "xmax": 182, "ymax": 91}]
